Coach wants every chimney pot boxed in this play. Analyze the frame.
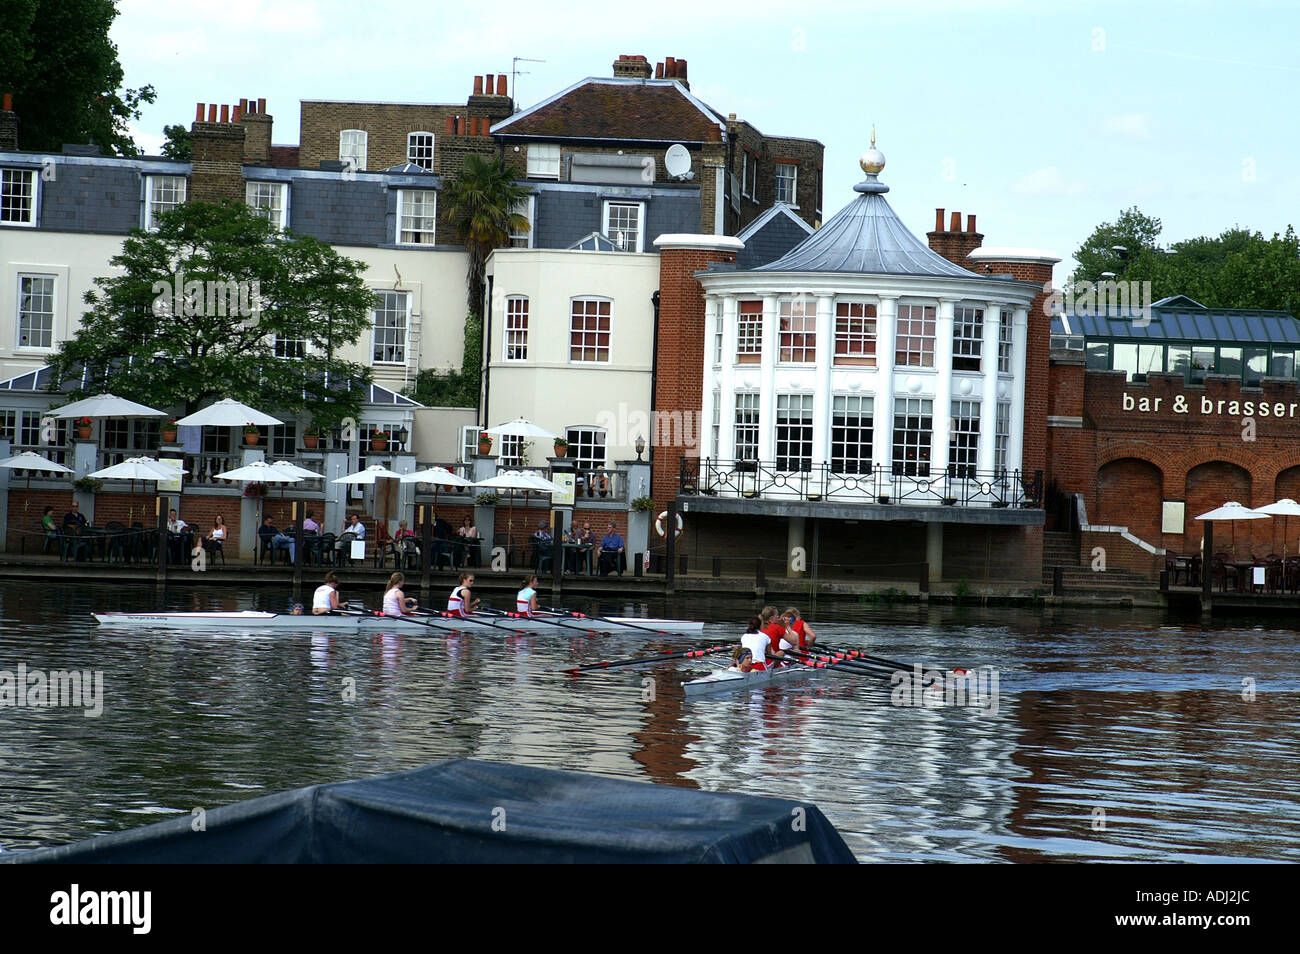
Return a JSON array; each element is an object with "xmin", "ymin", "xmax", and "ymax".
[
  {"xmin": 231, "ymin": 105, "xmax": 242, "ymax": 124},
  {"xmin": 445, "ymin": 115, "xmax": 456, "ymax": 135},
  {"xmin": 934, "ymin": 209, "xmax": 944, "ymax": 232},
  {"xmin": 473, "ymin": 76, "xmax": 484, "ymax": 95},
  {"xmin": 456, "ymin": 116, "xmax": 466, "ymax": 136},
  {"xmin": 239, "ymin": 98, "xmax": 248, "ymax": 113},
  {"xmin": 665, "ymin": 56, "xmax": 677, "ymax": 76},
  {"xmin": 207, "ymin": 104, "xmax": 218, "ymax": 122},
  {"xmin": 496, "ymin": 74, "xmax": 507, "ymax": 95},
  {"xmin": 257, "ymin": 98, "xmax": 266, "ymax": 114},
  {"xmin": 677, "ymin": 59, "xmax": 687, "ymax": 80},
  {"xmin": 219, "ymin": 104, "xmax": 229, "ymax": 123},
  {"xmin": 196, "ymin": 103, "xmax": 205, "ymax": 123},
  {"xmin": 655, "ymin": 62, "xmax": 664, "ymax": 79},
  {"xmin": 949, "ymin": 211, "xmax": 961, "ymax": 232},
  {"xmin": 967, "ymin": 213, "xmax": 976, "ymax": 233},
  {"xmin": 485, "ymin": 73, "xmax": 494, "ymax": 93}
]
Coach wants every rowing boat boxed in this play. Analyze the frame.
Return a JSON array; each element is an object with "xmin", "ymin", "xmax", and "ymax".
[
  {"xmin": 91, "ymin": 610, "xmax": 705, "ymax": 636},
  {"xmin": 683, "ymin": 662, "xmax": 823, "ymax": 696}
]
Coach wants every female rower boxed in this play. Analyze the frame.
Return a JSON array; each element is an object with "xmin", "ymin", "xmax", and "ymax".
[
  {"xmin": 313, "ymin": 571, "xmax": 341, "ymax": 615},
  {"xmin": 383, "ymin": 572, "xmax": 418, "ymax": 617},
  {"xmin": 759, "ymin": 605, "xmax": 793, "ymax": 659},
  {"xmin": 782, "ymin": 607, "xmax": 817, "ymax": 649},
  {"xmin": 447, "ymin": 572, "xmax": 480, "ymax": 618},
  {"xmin": 728, "ymin": 645, "xmax": 756, "ymax": 673},
  {"xmin": 739, "ymin": 617, "xmax": 771, "ymax": 671},
  {"xmin": 516, "ymin": 574, "xmax": 540, "ymax": 618}
]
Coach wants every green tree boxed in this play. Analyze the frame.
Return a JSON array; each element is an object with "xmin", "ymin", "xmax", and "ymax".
[
  {"xmin": 46, "ymin": 201, "xmax": 375, "ymax": 425},
  {"xmin": 160, "ymin": 123, "xmax": 191, "ymax": 160},
  {"xmin": 440, "ymin": 153, "xmax": 531, "ymax": 313},
  {"xmin": 1, "ymin": 0, "xmax": 155, "ymax": 156},
  {"xmin": 1070, "ymin": 206, "xmax": 1164, "ymax": 287}
]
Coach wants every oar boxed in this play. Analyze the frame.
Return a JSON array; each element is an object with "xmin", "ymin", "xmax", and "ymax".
[
  {"xmin": 788, "ymin": 648, "xmax": 900, "ymax": 679},
  {"xmin": 538, "ymin": 605, "xmax": 696, "ymax": 637},
  {"xmin": 811, "ymin": 644, "xmax": 918, "ymax": 673},
  {"xmin": 558, "ymin": 644, "xmax": 734, "ymax": 676},
  {"xmin": 472, "ymin": 607, "xmax": 586, "ymax": 633}
]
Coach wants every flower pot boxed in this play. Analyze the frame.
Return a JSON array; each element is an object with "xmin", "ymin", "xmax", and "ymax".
[
  {"xmin": 76, "ymin": 427, "xmax": 92, "ymax": 440},
  {"xmin": 371, "ymin": 437, "xmax": 387, "ymax": 452},
  {"xmin": 478, "ymin": 442, "xmax": 492, "ymax": 455},
  {"xmin": 553, "ymin": 444, "xmax": 568, "ymax": 458},
  {"xmin": 303, "ymin": 435, "xmax": 319, "ymax": 450},
  {"xmin": 161, "ymin": 429, "xmax": 178, "ymax": 443},
  {"xmin": 244, "ymin": 433, "xmax": 260, "ymax": 446}
]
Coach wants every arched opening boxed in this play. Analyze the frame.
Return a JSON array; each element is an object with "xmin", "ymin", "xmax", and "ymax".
[
  {"xmin": 1097, "ymin": 458, "xmax": 1163, "ymax": 543},
  {"xmin": 1185, "ymin": 461, "xmax": 1254, "ymax": 557}
]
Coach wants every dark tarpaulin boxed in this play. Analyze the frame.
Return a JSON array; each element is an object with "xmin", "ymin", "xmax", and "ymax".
[{"xmin": 1, "ymin": 760, "xmax": 856, "ymax": 864}]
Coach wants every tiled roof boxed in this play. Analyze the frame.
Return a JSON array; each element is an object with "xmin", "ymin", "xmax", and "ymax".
[{"xmin": 493, "ymin": 79, "xmax": 723, "ymax": 143}]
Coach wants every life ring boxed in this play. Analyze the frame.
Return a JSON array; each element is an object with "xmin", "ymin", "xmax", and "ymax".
[{"xmin": 655, "ymin": 511, "xmax": 683, "ymax": 538}]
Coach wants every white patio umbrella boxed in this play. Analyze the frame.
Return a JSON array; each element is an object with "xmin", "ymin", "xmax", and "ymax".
[
  {"xmin": 50, "ymin": 393, "xmax": 166, "ymax": 419},
  {"xmin": 0, "ymin": 451, "xmax": 74, "ymax": 488},
  {"xmin": 1250, "ymin": 499, "xmax": 1300, "ymax": 557},
  {"xmin": 173, "ymin": 398, "xmax": 283, "ymax": 428},
  {"xmin": 89, "ymin": 456, "xmax": 183, "ymax": 524},
  {"xmin": 484, "ymin": 417, "xmax": 559, "ymax": 441},
  {"xmin": 400, "ymin": 466, "xmax": 474, "ymax": 519},
  {"xmin": 1195, "ymin": 501, "xmax": 1267, "ymax": 555},
  {"xmin": 215, "ymin": 459, "xmax": 305, "ymax": 516},
  {"xmin": 266, "ymin": 460, "xmax": 324, "ymax": 481},
  {"xmin": 331, "ymin": 464, "xmax": 404, "ymax": 485},
  {"xmin": 474, "ymin": 470, "xmax": 561, "ymax": 543}
]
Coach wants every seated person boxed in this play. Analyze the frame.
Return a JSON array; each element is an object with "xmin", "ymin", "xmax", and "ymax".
[
  {"xmin": 42, "ymin": 506, "xmax": 58, "ymax": 546},
  {"xmin": 336, "ymin": 514, "xmax": 365, "ymax": 561},
  {"xmin": 165, "ymin": 508, "xmax": 189, "ymax": 564},
  {"xmin": 597, "ymin": 522, "xmax": 626, "ymax": 576},
  {"xmin": 259, "ymin": 516, "xmax": 295, "ymax": 564},
  {"xmin": 202, "ymin": 515, "xmax": 226, "ymax": 553},
  {"xmin": 64, "ymin": 501, "xmax": 88, "ymax": 528},
  {"xmin": 531, "ymin": 520, "xmax": 553, "ymax": 568}
]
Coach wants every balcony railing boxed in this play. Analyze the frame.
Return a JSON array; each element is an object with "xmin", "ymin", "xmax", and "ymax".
[{"xmin": 680, "ymin": 458, "xmax": 1043, "ymax": 508}]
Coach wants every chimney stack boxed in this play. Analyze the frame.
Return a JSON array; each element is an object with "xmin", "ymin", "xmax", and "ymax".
[
  {"xmin": 926, "ymin": 207, "xmax": 984, "ymax": 270},
  {"xmin": 242, "ymin": 96, "xmax": 273, "ymax": 164},
  {"xmin": 613, "ymin": 54, "xmax": 653, "ymax": 79},
  {"xmin": 191, "ymin": 102, "xmax": 247, "ymax": 203}
]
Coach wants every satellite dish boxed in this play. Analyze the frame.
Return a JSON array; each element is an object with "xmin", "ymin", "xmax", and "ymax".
[{"xmin": 664, "ymin": 143, "xmax": 691, "ymax": 179}]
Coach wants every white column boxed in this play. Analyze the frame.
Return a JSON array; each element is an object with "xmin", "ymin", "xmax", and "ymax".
[
  {"xmin": 813, "ymin": 293, "xmax": 834, "ymax": 465},
  {"xmin": 1008, "ymin": 307, "xmax": 1029, "ymax": 473},
  {"xmin": 758, "ymin": 294, "xmax": 778, "ymax": 463},
  {"xmin": 700, "ymin": 295, "xmax": 719, "ymax": 459},
  {"xmin": 931, "ymin": 299, "xmax": 956, "ymax": 476},
  {"xmin": 873, "ymin": 296, "xmax": 897, "ymax": 489},
  {"xmin": 978, "ymin": 302, "xmax": 1001, "ymax": 472},
  {"xmin": 718, "ymin": 295, "xmax": 737, "ymax": 460}
]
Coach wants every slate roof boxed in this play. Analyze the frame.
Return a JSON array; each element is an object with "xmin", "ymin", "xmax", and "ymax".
[
  {"xmin": 1051, "ymin": 308, "xmax": 1300, "ymax": 344},
  {"xmin": 492, "ymin": 78, "xmax": 724, "ymax": 143},
  {"xmin": 733, "ymin": 203, "xmax": 814, "ymax": 270}
]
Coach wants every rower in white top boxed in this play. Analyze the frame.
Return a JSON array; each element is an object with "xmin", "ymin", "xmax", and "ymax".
[
  {"xmin": 447, "ymin": 572, "xmax": 480, "ymax": 618},
  {"xmin": 516, "ymin": 574, "xmax": 540, "ymax": 618},
  {"xmin": 383, "ymin": 572, "xmax": 418, "ymax": 617},
  {"xmin": 738, "ymin": 616, "xmax": 771, "ymax": 671},
  {"xmin": 313, "ymin": 571, "xmax": 341, "ymax": 615}
]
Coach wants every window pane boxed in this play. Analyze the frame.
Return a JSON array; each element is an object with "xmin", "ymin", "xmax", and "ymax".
[
  {"xmin": 948, "ymin": 400, "xmax": 979, "ymax": 479},
  {"xmin": 570, "ymin": 299, "xmax": 611, "ymax": 361},
  {"xmin": 1085, "ymin": 341, "xmax": 1110, "ymax": 370},
  {"xmin": 399, "ymin": 190, "xmax": 437, "ymax": 244},
  {"xmin": 737, "ymin": 300, "xmax": 762, "ymax": 363},
  {"xmin": 1, "ymin": 169, "xmax": 37, "ymax": 224},
  {"xmin": 831, "ymin": 395, "xmax": 872, "ymax": 473},
  {"xmin": 565, "ymin": 427, "xmax": 607, "ymax": 470},
  {"xmin": 892, "ymin": 398, "xmax": 932, "ymax": 477},
  {"xmin": 372, "ymin": 291, "xmax": 407, "ymax": 363},
  {"xmin": 895, "ymin": 304, "xmax": 935, "ymax": 367},
  {"xmin": 775, "ymin": 394, "xmax": 813, "ymax": 470},
  {"xmin": 734, "ymin": 393, "xmax": 759, "ymax": 460},
  {"xmin": 952, "ymin": 305, "xmax": 982, "ymax": 372},
  {"xmin": 407, "ymin": 133, "xmax": 435, "ymax": 170},
  {"xmin": 834, "ymin": 301, "xmax": 876, "ymax": 366},
  {"xmin": 505, "ymin": 297, "xmax": 529, "ymax": 360},
  {"xmin": 778, "ymin": 299, "xmax": 816, "ymax": 363},
  {"xmin": 17, "ymin": 275, "xmax": 55, "ymax": 348}
]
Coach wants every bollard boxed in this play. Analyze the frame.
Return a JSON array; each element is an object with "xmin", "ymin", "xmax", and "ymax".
[{"xmin": 1053, "ymin": 565, "xmax": 1064, "ymax": 596}]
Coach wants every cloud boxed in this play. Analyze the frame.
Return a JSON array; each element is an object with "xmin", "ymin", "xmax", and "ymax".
[
  {"xmin": 1011, "ymin": 166, "xmax": 1087, "ymax": 197},
  {"xmin": 1099, "ymin": 113, "xmax": 1154, "ymax": 141}
]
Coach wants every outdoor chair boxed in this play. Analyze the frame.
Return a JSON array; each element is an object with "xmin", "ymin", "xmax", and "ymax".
[
  {"xmin": 104, "ymin": 521, "xmax": 128, "ymax": 564},
  {"xmin": 373, "ymin": 523, "xmax": 396, "ymax": 569}
]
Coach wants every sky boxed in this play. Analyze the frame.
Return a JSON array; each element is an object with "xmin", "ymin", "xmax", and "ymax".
[{"xmin": 112, "ymin": 0, "xmax": 1300, "ymax": 279}]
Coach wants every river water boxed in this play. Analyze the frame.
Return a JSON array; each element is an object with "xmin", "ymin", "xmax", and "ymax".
[{"xmin": 0, "ymin": 580, "xmax": 1296, "ymax": 862}]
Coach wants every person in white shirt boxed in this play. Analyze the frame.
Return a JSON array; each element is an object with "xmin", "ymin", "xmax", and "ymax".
[
  {"xmin": 383, "ymin": 572, "xmax": 417, "ymax": 616},
  {"xmin": 516, "ymin": 574, "xmax": 540, "ymax": 617},
  {"xmin": 312, "ymin": 571, "xmax": 341, "ymax": 615},
  {"xmin": 739, "ymin": 617, "xmax": 770, "ymax": 672}
]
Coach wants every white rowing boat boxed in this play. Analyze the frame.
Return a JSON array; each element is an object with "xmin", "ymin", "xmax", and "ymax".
[
  {"xmin": 683, "ymin": 662, "xmax": 824, "ymax": 696},
  {"xmin": 91, "ymin": 610, "xmax": 705, "ymax": 636}
]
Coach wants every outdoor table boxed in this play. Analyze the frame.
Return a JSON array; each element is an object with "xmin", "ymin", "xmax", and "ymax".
[{"xmin": 563, "ymin": 542, "xmax": 593, "ymax": 575}]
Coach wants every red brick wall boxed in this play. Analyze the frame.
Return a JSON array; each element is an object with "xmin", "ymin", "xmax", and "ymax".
[
  {"xmin": 1097, "ymin": 458, "xmax": 1163, "ymax": 542},
  {"xmin": 652, "ymin": 244, "xmax": 737, "ymax": 509}
]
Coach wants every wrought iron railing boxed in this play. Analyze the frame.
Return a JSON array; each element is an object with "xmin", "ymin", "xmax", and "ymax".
[{"xmin": 679, "ymin": 458, "xmax": 1043, "ymax": 508}]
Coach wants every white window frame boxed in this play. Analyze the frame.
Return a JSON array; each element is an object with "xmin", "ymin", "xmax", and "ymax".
[
  {"xmin": 274, "ymin": 332, "xmax": 306, "ymax": 359},
  {"xmin": 892, "ymin": 397, "xmax": 933, "ymax": 477},
  {"xmin": 527, "ymin": 143, "xmax": 561, "ymax": 179},
  {"xmin": 998, "ymin": 309, "xmax": 1014, "ymax": 374},
  {"xmin": 245, "ymin": 181, "xmax": 288, "ymax": 231},
  {"xmin": 995, "ymin": 402, "xmax": 1011, "ymax": 473},
  {"xmin": 1, "ymin": 168, "xmax": 38, "ymax": 227},
  {"xmin": 737, "ymin": 300, "xmax": 763, "ymax": 364},
  {"xmin": 953, "ymin": 304, "xmax": 983, "ymax": 372},
  {"xmin": 16, "ymin": 273, "xmax": 56, "ymax": 350},
  {"xmin": 895, "ymin": 303, "xmax": 936, "ymax": 368},
  {"xmin": 831, "ymin": 394, "xmax": 873, "ymax": 475},
  {"xmin": 340, "ymin": 129, "xmax": 368, "ymax": 171},
  {"xmin": 565, "ymin": 427, "xmax": 607, "ymax": 471},
  {"xmin": 509, "ymin": 195, "xmax": 534, "ymax": 249},
  {"xmin": 460, "ymin": 424, "xmax": 480, "ymax": 463},
  {"xmin": 143, "ymin": 175, "xmax": 187, "ymax": 230},
  {"xmin": 504, "ymin": 295, "xmax": 529, "ymax": 361},
  {"xmin": 499, "ymin": 434, "xmax": 525, "ymax": 468},
  {"xmin": 775, "ymin": 162, "xmax": 798, "ymax": 206},
  {"xmin": 734, "ymin": 392, "xmax": 760, "ymax": 461},
  {"xmin": 949, "ymin": 400, "xmax": 980, "ymax": 480},
  {"xmin": 777, "ymin": 298, "xmax": 816, "ymax": 364},
  {"xmin": 396, "ymin": 189, "xmax": 437, "ymax": 245},
  {"xmin": 569, "ymin": 297, "xmax": 612, "ymax": 363},
  {"xmin": 775, "ymin": 393, "xmax": 814, "ymax": 471},
  {"xmin": 371, "ymin": 290, "xmax": 410, "ymax": 365},
  {"xmin": 407, "ymin": 132, "xmax": 435, "ymax": 170},
  {"xmin": 603, "ymin": 201, "xmax": 644, "ymax": 253},
  {"xmin": 741, "ymin": 152, "xmax": 751, "ymax": 198}
]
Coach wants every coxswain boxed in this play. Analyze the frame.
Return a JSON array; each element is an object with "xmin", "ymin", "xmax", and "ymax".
[
  {"xmin": 313, "ymin": 571, "xmax": 341, "ymax": 615},
  {"xmin": 516, "ymin": 574, "xmax": 540, "ymax": 618},
  {"xmin": 447, "ymin": 572, "xmax": 480, "ymax": 618},
  {"xmin": 383, "ymin": 572, "xmax": 418, "ymax": 617},
  {"xmin": 782, "ymin": 606, "xmax": 817, "ymax": 649},
  {"xmin": 739, "ymin": 617, "xmax": 771, "ymax": 671},
  {"xmin": 728, "ymin": 645, "xmax": 756, "ymax": 673}
]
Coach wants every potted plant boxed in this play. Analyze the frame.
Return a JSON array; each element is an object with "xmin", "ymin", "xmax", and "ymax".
[
  {"xmin": 553, "ymin": 437, "xmax": 569, "ymax": 458},
  {"xmin": 475, "ymin": 492, "xmax": 499, "ymax": 506},
  {"xmin": 243, "ymin": 423, "xmax": 260, "ymax": 446},
  {"xmin": 477, "ymin": 432, "xmax": 493, "ymax": 455},
  {"xmin": 630, "ymin": 496, "xmax": 654, "ymax": 513},
  {"xmin": 243, "ymin": 481, "xmax": 268, "ymax": 498},
  {"xmin": 302, "ymin": 424, "xmax": 321, "ymax": 450},
  {"xmin": 73, "ymin": 476, "xmax": 103, "ymax": 494},
  {"xmin": 161, "ymin": 418, "xmax": 179, "ymax": 443},
  {"xmin": 74, "ymin": 417, "xmax": 93, "ymax": 440},
  {"xmin": 370, "ymin": 428, "xmax": 389, "ymax": 452}
]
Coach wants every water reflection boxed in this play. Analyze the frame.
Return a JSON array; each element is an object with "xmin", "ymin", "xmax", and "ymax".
[{"xmin": 0, "ymin": 583, "xmax": 1296, "ymax": 861}]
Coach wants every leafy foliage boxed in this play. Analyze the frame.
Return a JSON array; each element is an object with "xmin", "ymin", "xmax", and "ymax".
[
  {"xmin": 1070, "ymin": 207, "xmax": 1163, "ymax": 287},
  {"xmin": 440, "ymin": 153, "xmax": 531, "ymax": 313},
  {"xmin": 160, "ymin": 124, "xmax": 191, "ymax": 160},
  {"xmin": 1, "ymin": 0, "xmax": 156, "ymax": 156},
  {"xmin": 405, "ymin": 312, "xmax": 482, "ymax": 407},
  {"xmin": 46, "ymin": 201, "xmax": 375, "ymax": 426}
]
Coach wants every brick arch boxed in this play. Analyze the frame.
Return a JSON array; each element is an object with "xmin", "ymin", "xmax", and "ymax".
[
  {"xmin": 1096, "ymin": 457, "xmax": 1163, "ymax": 543},
  {"xmin": 1185, "ymin": 460, "xmax": 1259, "ymax": 556}
]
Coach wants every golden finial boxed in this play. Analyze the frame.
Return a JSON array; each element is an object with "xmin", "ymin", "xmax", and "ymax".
[{"xmin": 859, "ymin": 127, "xmax": 885, "ymax": 176}]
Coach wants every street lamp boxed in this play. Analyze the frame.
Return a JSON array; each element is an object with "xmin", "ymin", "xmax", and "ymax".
[
  {"xmin": 395, "ymin": 425, "xmax": 409, "ymax": 450},
  {"xmin": 635, "ymin": 434, "xmax": 645, "ymax": 461}
]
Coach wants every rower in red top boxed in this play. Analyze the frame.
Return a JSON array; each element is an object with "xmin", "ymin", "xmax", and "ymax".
[
  {"xmin": 758, "ymin": 606, "xmax": 792, "ymax": 663},
  {"xmin": 782, "ymin": 606, "xmax": 817, "ymax": 649}
]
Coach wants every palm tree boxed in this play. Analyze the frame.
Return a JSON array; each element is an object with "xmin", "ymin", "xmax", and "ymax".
[{"xmin": 441, "ymin": 152, "xmax": 531, "ymax": 314}]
